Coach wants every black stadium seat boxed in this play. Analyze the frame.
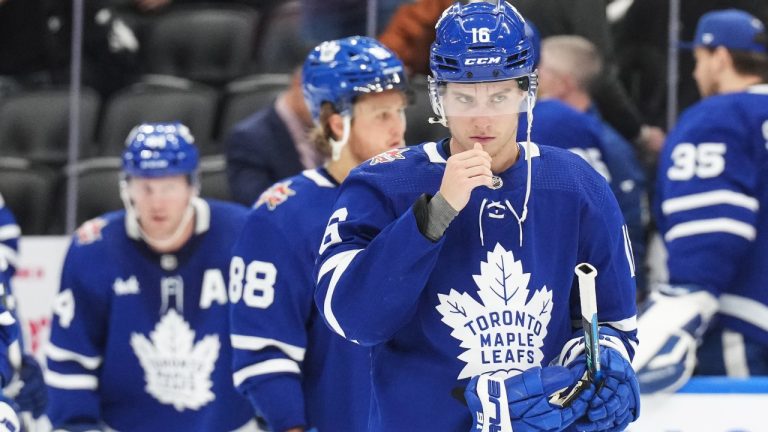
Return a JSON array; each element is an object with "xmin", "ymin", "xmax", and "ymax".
[
  {"xmin": 97, "ymin": 80, "xmax": 219, "ymax": 157},
  {"xmin": 199, "ymin": 155, "xmax": 232, "ymax": 202},
  {"xmin": 0, "ymin": 88, "xmax": 100, "ymax": 164},
  {"xmin": 218, "ymin": 73, "xmax": 291, "ymax": 139},
  {"xmin": 71, "ymin": 157, "xmax": 124, "ymax": 226},
  {"xmin": 144, "ymin": 4, "xmax": 260, "ymax": 85},
  {"xmin": 0, "ymin": 158, "xmax": 59, "ymax": 234}
]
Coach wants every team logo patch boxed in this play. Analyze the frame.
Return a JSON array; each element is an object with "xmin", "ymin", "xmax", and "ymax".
[
  {"xmin": 255, "ymin": 181, "xmax": 296, "ymax": 210},
  {"xmin": 113, "ymin": 276, "xmax": 140, "ymax": 296},
  {"xmin": 369, "ymin": 147, "xmax": 410, "ymax": 165},
  {"xmin": 75, "ymin": 218, "xmax": 108, "ymax": 245},
  {"xmin": 436, "ymin": 243, "xmax": 553, "ymax": 380},
  {"xmin": 131, "ymin": 309, "xmax": 220, "ymax": 411}
]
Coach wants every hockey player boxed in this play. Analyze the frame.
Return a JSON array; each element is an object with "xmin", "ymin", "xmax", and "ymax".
[
  {"xmin": 229, "ymin": 36, "xmax": 408, "ymax": 432},
  {"xmin": 636, "ymin": 9, "xmax": 768, "ymax": 392},
  {"xmin": 46, "ymin": 123, "xmax": 255, "ymax": 431},
  {"xmin": 0, "ymin": 194, "xmax": 19, "ymax": 282},
  {"xmin": 0, "ymin": 262, "xmax": 20, "ymax": 432},
  {"xmin": 0, "ymin": 195, "xmax": 49, "ymax": 425},
  {"xmin": 314, "ymin": 2, "xmax": 640, "ymax": 431}
]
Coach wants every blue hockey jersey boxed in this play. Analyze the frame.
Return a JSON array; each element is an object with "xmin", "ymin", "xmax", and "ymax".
[
  {"xmin": 46, "ymin": 199, "xmax": 255, "ymax": 432},
  {"xmin": 0, "ymin": 194, "xmax": 19, "ymax": 279},
  {"xmin": 655, "ymin": 85, "xmax": 768, "ymax": 346},
  {"xmin": 230, "ymin": 168, "xmax": 371, "ymax": 432},
  {"xmin": 0, "ymin": 270, "xmax": 19, "ymax": 386},
  {"xmin": 315, "ymin": 141, "xmax": 638, "ymax": 431},
  {"xmin": 519, "ymin": 100, "xmax": 648, "ymax": 291}
]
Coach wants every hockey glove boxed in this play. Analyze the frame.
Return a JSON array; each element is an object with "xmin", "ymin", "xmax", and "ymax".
[
  {"xmin": 569, "ymin": 348, "xmax": 640, "ymax": 432},
  {"xmin": 12, "ymin": 355, "xmax": 47, "ymax": 418},
  {"xmin": 466, "ymin": 366, "xmax": 594, "ymax": 432},
  {"xmin": 632, "ymin": 284, "xmax": 718, "ymax": 393}
]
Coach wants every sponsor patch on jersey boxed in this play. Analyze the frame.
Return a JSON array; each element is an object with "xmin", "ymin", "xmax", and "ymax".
[
  {"xmin": 113, "ymin": 276, "xmax": 140, "ymax": 295},
  {"xmin": 255, "ymin": 181, "xmax": 296, "ymax": 210},
  {"xmin": 369, "ymin": 147, "xmax": 410, "ymax": 165},
  {"xmin": 436, "ymin": 243, "xmax": 553, "ymax": 380},
  {"xmin": 75, "ymin": 218, "xmax": 108, "ymax": 245}
]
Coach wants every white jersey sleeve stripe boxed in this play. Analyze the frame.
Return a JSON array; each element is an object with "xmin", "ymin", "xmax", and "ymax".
[
  {"xmin": 558, "ymin": 334, "xmax": 631, "ymax": 367},
  {"xmin": 0, "ymin": 244, "xmax": 18, "ymax": 267},
  {"xmin": 719, "ymin": 294, "xmax": 768, "ymax": 333},
  {"xmin": 230, "ymin": 335, "xmax": 306, "ymax": 362},
  {"xmin": 0, "ymin": 311, "xmax": 15, "ymax": 326},
  {"xmin": 622, "ymin": 225, "xmax": 636, "ymax": 277},
  {"xmin": 45, "ymin": 370, "xmax": 98, "ymax": 390},
  {"xmin": 722, "ymin": 330, "xmax": 750, "ymax": 377},
  {"xmin": 604, "ymin": 316, "xmax": 637, "ymax": 332},
  {"xmin": 661, "ymin": 190, "xmax": 759, "ymax": 215},
  {"xmin": 317, "ymin": 249, "xmax": 363, "ymax": 339},
  {"xmin": 46, "ymin": 344, "xmax": 103, "ymax": 370},
  {"xmin": 0, "ymin": 224, "xmax": 21, "ymax": 241},
  {"xmin": 232, "ymin": 358, "xmax": 300, "ymax": 387},
  {"xmin": 664, "ymin": 218, "xmax": 756, "ymax": 242}
]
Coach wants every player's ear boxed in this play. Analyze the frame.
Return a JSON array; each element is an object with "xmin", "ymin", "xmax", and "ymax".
[
  {"xmin": 713, "ymin": 46, "xmax": 733, "ymax": 70},
  {"xmin": 328, "ymin": 112, "xmax": 345, "ymax": 141}
]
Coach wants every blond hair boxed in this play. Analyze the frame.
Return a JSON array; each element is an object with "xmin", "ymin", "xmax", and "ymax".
[{"xmin": 541, "ymin": 36, "xmax": 604, "ymax": 92}]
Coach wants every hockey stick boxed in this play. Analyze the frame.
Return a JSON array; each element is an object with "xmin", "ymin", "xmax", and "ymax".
[
  {"xmin": 574, "ymin": 263, "xmax": 601, "ymax": 383},
  {"xmin": 550, "ymin": 263, "xmax": 602, "ymax": 407}
]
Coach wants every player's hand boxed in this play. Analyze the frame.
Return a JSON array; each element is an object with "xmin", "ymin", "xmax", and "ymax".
[
  {"xmin": 466, "ymin": 366, "xmax": 593, "ymax": 432},
  {"xmin": 440, "ymin": 143, "xmax": 492, "ymax": 212},
  {"xmin": 632, "ymin": 285, "xmax": 717, "ymax": 394}
]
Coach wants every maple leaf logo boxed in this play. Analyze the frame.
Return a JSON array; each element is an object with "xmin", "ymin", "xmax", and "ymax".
[
  {"xmin": 369, "ymin": 147, "xmax": 409, "ymax": 165},
  {"xmin": 255, "ymin": 180, "xmax": 296, "ymax": 210},
  {"xmin": 436, "ymin": 243, "xmax": 553, "ymax": 380},
  {"xmin": 130, "ymin": 309, "xmax": 220, "ymax": 411}
]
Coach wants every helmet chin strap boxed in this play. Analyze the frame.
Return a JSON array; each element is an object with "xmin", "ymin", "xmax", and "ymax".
[
  {"xmin": 329, "ymin": 114, "xmax": 352, "ymax": 161},
  {"xmin": 120, "ymin": 179, "xmax": 197, "ymax": 252}
]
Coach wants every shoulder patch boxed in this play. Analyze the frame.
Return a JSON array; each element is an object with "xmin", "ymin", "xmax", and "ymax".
[
  {"xmin": 370, "ymin": 147, "xmax": 410, "ymax": 165},
  {"xmin": 255, "ymin": 180, "xmax": 296, "ymax": 210},
  {"xmin": 75, "ymin": 218, "xmax": 108, "ymax": 245}
]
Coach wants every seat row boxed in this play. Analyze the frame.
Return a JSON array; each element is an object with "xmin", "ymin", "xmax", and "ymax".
[{"xmin": 0, "ymin": 155, "xmax": 229, "ymax": 235}]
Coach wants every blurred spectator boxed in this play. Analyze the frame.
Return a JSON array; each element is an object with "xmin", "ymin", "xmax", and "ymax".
[
  {"xmin": 379, "ymin": 0, "xmax": 664, "ymax": 153},
  {"xmin": 0, "ymin": 0, "xmax": 63, "ymax": 85},
  {"xmin": 536, "ymin": 35, "xmax": 649, "ymax": 296},
  {"xmin": 636, "ymin": 9, "xmax": 768, "ymax": 393},
  {"xmin": 613, "ymin": 0, "xmax": 767, "ymax": 126},
  {"xmin": 0, "ymin": 0, "xmax": 140, "ymax": 97},
  {"xmin": 225, "ymin": 69, "xmax": 319, "ymax": 206},
  {"xmin": 300, "ymin": 0, "xmax": 404, "ymax": 45}
]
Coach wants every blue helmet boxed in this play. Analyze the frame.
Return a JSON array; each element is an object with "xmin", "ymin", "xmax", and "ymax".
[
  {"xmin": 302, "ymin": 36, "xmax": 408, "ymax": 122},
  {"xmin": 430, "ymin": 1, "xmax": 536, "ymax": 83},
  {"xmin": 121, "ymin": 122, "xmax": 199, "ymax": 178}
]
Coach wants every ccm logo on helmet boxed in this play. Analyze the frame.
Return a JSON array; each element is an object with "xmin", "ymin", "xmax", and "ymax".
[{"xmin": 464, "ymin": 57, "xmax": 502, "ymax": 65}]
